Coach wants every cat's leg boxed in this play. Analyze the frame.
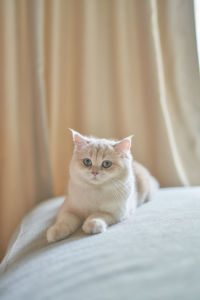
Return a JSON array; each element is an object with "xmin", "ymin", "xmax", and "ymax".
[
  {"xmin": 47, "ymin": 209, "xmax": 82, "ymax": 243},
  {"xmin": 82, "ymin": 212, "xmax": 116, "ymax": 234}
]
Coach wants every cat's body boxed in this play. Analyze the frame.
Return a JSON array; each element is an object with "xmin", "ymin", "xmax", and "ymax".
[{"xmin": 47, "ymin": 130, "xmax": 159, "ymax": 242}]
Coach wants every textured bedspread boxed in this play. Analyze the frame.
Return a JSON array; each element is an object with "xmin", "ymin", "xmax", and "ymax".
[{"xmin": 0, "ymin": 187, "xmax": 200, "ymax": 300}]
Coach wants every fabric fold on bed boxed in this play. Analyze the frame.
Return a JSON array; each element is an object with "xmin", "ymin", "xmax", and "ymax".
[{"xmin": 0, "ymin": 187, "xmax": 200, "ymax": 300}]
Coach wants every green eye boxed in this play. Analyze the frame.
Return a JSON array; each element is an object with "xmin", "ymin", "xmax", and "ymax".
[
  {"xmin": 102, "ymin": 160, "xmax": 112, "ymax": 168},
  {"xmin": 83, "ymin": 158, "xmax": 92, "ymax": 167}
]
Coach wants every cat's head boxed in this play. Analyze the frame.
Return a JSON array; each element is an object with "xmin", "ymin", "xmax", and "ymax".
[{"xmin": 69, "ymin": 129, "xmax": 133, "ymax": 186}]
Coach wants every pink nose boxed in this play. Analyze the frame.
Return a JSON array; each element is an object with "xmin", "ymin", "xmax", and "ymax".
[{"xmin": 92, "ymin": 171, "xmax": 98, "ymax": 176}]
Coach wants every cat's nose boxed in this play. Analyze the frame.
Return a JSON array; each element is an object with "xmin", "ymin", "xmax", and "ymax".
[{"xmin": 92, "ymin": 171, "xmax": 98, "ymax": 176}]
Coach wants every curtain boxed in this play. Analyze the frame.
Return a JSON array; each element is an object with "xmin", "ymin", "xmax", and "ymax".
[{"xmin": 0, "ymin": 0, "xmax": 199, "ymax": 259}]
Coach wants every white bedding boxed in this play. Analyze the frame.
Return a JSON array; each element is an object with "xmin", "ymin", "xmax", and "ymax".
[{"xmin": 0, "ymin": 187, "xmax": 200, "ymax": 300}]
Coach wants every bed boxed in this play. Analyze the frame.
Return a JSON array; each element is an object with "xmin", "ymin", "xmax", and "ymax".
[{"xmin": 0, "ymin": 187, "xmax": 200, "ymax": 300}]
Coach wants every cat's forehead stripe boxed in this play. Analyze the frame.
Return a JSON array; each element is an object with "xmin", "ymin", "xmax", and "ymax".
[
  {"xmin": 96, "ymin": 146, "xmax": 100, "ymax": 160},
  {"xmin": 88, "ymin": 143, "xmax": 112, "ymax": 161},
  {"xmin": 92, "ymin": 145, "xmax": 103, "ymax": 161},
  {"xmin": 89, "ymin": 145, "xmax": 97, "ymax": 161}
]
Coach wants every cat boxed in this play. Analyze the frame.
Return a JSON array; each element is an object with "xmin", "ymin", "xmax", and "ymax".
[{"xmin": 46, "ymin": 129, "xmax": 159, "ymax": 242}]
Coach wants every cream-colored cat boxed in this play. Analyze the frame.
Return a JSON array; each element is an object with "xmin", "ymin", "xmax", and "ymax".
[{"xmin": 46, "ymin": 130, "xmax": 159, "ymax": 242}]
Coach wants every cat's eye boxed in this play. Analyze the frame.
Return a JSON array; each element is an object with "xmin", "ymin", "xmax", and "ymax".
[
  {"xmin": 83, "ymin": 158, "xmax": 92, "ymax": 167},
  {"xmin": 102, "ymin": 160, "xmax": 112, "ymax": 168}
]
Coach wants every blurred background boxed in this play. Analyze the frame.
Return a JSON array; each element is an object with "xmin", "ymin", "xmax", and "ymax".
[{"xmin": 0, "ymin": 0, "xmax": 200, "ymax": 260}]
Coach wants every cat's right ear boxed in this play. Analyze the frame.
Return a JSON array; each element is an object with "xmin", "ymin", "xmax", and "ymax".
[{"xmin": 69, "ymin": 129, "xmax": 87, "ymax": 150}]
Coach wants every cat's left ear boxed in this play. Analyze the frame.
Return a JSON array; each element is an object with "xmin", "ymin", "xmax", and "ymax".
[
  {"xmin": 114, "ymin": 135, "xmax": 133, "ymax": 154},
  {"xmin": 69, "ymin": 128, "xmax": 87, "ymax": 149}
]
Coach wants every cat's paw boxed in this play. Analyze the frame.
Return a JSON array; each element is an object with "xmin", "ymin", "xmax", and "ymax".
[
  {"xmin": 46, "ymin": 223, "xmax": 71, "ymax": 243},
  {"xmin": 82, "ymin": 218, "xmax": 107, "ymax": 234}
]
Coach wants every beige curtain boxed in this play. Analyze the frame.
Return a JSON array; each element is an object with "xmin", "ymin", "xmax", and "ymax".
[{"xmin": 0, "ymin": 0, "xmax": 200, "ymax": 259}]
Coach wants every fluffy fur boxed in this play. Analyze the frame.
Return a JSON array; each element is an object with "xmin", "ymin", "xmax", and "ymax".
[{"xmin": 47, "ymin": 130, "xmax": 159, "ymax": 242}]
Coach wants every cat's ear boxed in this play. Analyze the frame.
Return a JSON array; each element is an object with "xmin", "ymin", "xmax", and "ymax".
[
  {"xmin": 114, "ymin": 135, "xmax": 133, "ymax": 154},
  {"xmin": 69, "ymin": 128, "xmax": 87, "ymax": 149}
]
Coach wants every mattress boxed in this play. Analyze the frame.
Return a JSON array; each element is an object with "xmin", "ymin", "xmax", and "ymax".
[{"xmin": 0, "ymin": 187, "xmax": 200, "ymax": 300}]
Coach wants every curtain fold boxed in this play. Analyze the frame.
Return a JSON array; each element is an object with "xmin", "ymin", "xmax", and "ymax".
[
  {"xmin": 0, "ymin": 0, "xmax": 200, "ymax": 259},
  {"xmin": 151, "ymin": 0, "xmax": 200, "ymax": 186},
  {"xmin": 0, "ymin": 0, "xmax": 54, "ymax": 259}
]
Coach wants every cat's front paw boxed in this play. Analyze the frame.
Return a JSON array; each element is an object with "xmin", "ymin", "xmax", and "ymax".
[
  {"xmin": 82, "ymin": 218, "xmax": 107, "ymax": 234},
  {"xmin": 46, "ymin": 223, "xmax": 71, "ymax": 243}
]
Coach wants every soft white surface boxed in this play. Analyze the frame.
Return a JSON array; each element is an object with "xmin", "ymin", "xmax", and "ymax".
[{"xmin": 0, "ymin": 187, "xmax": 200, "ymax": 300}]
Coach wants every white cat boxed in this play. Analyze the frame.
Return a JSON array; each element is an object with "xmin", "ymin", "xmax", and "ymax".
[{"xmin": 47, "ymin": 130, "xmax": 159, "ymax": 242}]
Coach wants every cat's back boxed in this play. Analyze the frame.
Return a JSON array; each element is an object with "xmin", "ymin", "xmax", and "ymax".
[{"xmin": 133, "ymin": 161, "xmax": 159, "ymax": 205}]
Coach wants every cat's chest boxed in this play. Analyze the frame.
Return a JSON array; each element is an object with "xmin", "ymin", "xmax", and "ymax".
[
  {"xmin": 68, "ymin": 184, "xmax": 118, "ymax": 216},
  {"xmin": 72, "ymin": 185, "xmax": 107, "ymax": 205}
]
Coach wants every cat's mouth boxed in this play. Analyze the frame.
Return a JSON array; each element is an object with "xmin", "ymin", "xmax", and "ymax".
[{"xmin": 91, "ymin": 175, "xmax": 100, "ymax": 183}]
